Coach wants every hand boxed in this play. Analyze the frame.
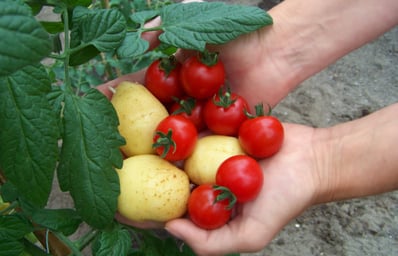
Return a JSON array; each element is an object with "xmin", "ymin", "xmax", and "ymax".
[{"xmin": 165, "ymin": 123, "xmax": 323, "ymax": 255}]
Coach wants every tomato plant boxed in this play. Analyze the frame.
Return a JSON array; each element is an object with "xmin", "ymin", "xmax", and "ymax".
[
  {"xmin": 180, "ymin": 51, "xmax": 225, "ymax": 99},
  {"xmin": 216, "ymin": 155, "xmax": 263, "ymax": 203},
  {"xmin": 0, "ymin": 0, "xmax": 272, "ymax": 254},
  {"xmin": 188, "ymin": 184, "xmax": 236, "ymax": 230},
  {"xmin": 145, "ymin": 57, "xmax": 185, "ymax": 104},
  {"xmin": 238, "ymin": 104, "xmax": 284, "ymax": 158},
  {"xmin": 153, "ymin": 115, "xmax": 198, "ymax": 161},
  {"xmin": 203, "ymin": 88, "xmax": 249, "ymax": 135},
  {"xmin": 169, "ymin": 96, "xmax": 207, "ymax": 132}
]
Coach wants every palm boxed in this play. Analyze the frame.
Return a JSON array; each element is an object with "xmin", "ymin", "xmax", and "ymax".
[{"xmin": 166, "ymin": 123, "xmax": 320, "ymax": 255}]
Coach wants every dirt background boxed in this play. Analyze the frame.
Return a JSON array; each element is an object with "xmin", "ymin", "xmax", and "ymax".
[
  {"xmin": 241, "ymin": 0, "xmax": 398, "ymax": 255},
  {"xmin": 42, "ymin": 0, "xmax": 398, "ymax": 255}
]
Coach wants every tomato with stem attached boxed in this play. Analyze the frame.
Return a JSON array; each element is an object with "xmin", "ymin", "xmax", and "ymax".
[
  {"xmin": 169, "ymin": 96, "xmax": 207, "ymax": 132},
  {"xmin": 238, "ymin": 104, "xmax": 284, "ymax": 158},
  {"xmin": 216, "ymin": 155, "xmax": 263, "ymax": 203},
  {"xmin": 203, "ymin": 87, "xmax": 249, "ymax": 136},
  {"xmin": 188, "ymin": 184, "xmax": 236, "ymax": 230},
  {"xmin": 180, "ymin": 50, "xmax": 225, "ymax": 100},
  {"xmin": 145, "ymin": 56, "xmax": 185, "ymax": 104},
  {"xmin": 153, "ymin": 115, "xmax": 198, "ymax": 161}
]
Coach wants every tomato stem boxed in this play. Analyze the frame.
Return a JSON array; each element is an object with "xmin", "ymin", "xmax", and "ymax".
[
  {"xmin": 212, "ymin": 86, "xmax": 236, "ymax": 108},
  {"xmin": 152, "ymin": 129, "xmax": 177, "ymax": 158},
  {"xmin": 213, "ymin": 185, "xmax": 237, "ymax": 210},
  {"xmin": 199, "ymin": 49, "xmax": 220, "ymax": 67}
]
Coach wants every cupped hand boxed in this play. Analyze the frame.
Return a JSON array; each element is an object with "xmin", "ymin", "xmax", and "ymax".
[{"xmin": 165, "ymin": 123, "xmax": 323, "ymax": 255}]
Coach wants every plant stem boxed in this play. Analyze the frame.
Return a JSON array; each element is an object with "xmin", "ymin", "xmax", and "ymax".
[
  {"xmin": 75, "ymin": 228, "xmax": 99, "ymax": 251},
  {"xmin": 53, "ymin": 232, "xmax": 83, "ymax": 256},
  {"xmin": 62, "ymin": 6, "xmax": 72, "ymax": 90}
]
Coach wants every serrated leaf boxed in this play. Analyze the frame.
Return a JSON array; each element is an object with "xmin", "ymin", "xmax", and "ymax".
[
  {"xmin": 92, "ymin": 227, "xmax": 131, "ymax": 256},
  {"xmin": 32, "ymin": 208, "xmax": 82, "ymax": 236},
  {"xmin": 57, "ymin": 89, "xmax": 124, "ymax": 228},
  {"xmin": 0, "ymin": 65, "xmax": 59, "ymax": 207},
  {"xmin": 0, "ymin": 214, "xmax": 33, "ymax": 240},
  {"xmin": 159, "ymin": 2, "xmax": 273, "ymax": 51},
  {"xmin": 0, "ymin": 0, "xmax": 52, "ymax": 76},
  {"xmin": 117, "ymin": 32, "xmax": 149, "ymax": 58},
  {"xmin": 71, "ymin": 8, "xmax": 126, "ymax": 53}
]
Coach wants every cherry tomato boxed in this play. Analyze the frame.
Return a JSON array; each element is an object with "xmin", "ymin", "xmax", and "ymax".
[
  {"xmin": 180, "ymin": 52, "xmax": 225, "ymax": 99},
  {"xmin": 169, "ymin": 96, "xmax": 207, "ymax": 132},
  {"xmin": 238, "ymin": 114, "xmax": 284, "ymax": 158},
  {"xmin": 153, "ymin": 115, "xmax": 197, "ymax": 161},
  {"xmin": 203, "ymin": 89, "xmax": 249, "ymax": 136},
  {"xmin": 188, "ymin": 184, "xmax": 235, "ymax": 230},
  {"xmin": 145, "ymin": 57, "xmax": 185, "ymax": 104},
  {"xmin": 216, "ymin": 155, "xmax": 263, "ymax": 203}
]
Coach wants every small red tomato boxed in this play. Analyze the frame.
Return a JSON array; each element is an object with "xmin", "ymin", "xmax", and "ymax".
[
  {"xmin": 180, "ymin": 51, "xmax": 225, "ymax": 100},
  {"xmin": 145, "ymin": 57, "xmax": 185, "ymax": 103},
  {"xmin": 153, "ymin": 115, "xmax": 197, "ymax": 161},
  {"xmin": 188, "ymin": 184, "xmax": 235, "ymax": 230},
  {"xmin": 169, "ymin": 97, "xmax": 207, "ymax": 132},
  {"xmin": 216, "ymin": 155, "xmax": 263, "ymax": 203},
  {"xmin": 203, "ymin": 89, "xmax": 249, "ymax": 136},
  {"xmin": 238, "ymin": 108, "xmax": 284, "ymax": 158}
]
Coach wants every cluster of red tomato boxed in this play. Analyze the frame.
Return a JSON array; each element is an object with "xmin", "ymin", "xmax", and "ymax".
[{"xmin": 145, "ymin": 51, "xmax": 284, "ymax": 229}]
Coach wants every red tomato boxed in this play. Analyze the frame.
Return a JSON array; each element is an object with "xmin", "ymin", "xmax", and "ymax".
[
  {"xmin": 169, "ymin": 97, "xmax": 207, "ymax": 132},
  {"xmin": 238, "ymin": 115, "xmax": 284, "ymax": 158},
  {"xmin": 216, "ymin": 155, "xmax": 263, "ymax": 203},
  {"xmin": 145, "ymin": 57, "xmax": 185, "ymax": 103},
  {"xmin": 180, "ymin": 52, "xmax": 225, "ymax": 99},
  {"xmin": 203, "ymin": 91, "xmax": 249, "ymax": 135},
  {"xmin": 188, "ymin": 184, "xmax": 234, "ymax": 230},
  {"xmin": 153, "ymin": 115, "xmax": 197, "ymax": 161}
]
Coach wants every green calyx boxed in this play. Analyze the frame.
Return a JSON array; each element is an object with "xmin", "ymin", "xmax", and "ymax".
[
  {"xmin": 245, "ymin": 102, "xmax": 272, "ymax": 119},
  {"xmin": 171, "ymin": 97, "xmax": 196, "ymax": 115},
  {"xmin": 213, "ymin": 185, "xmax": 237, "ymax": 210},
  {"xmin": 212, "ymin": 86, "xmax": 236, "ymax": 108},
  {"xmin": 159, "ymin": 55, "xmax": 179, "ymax": 76},
  {"xmin": 198, "ymin": 49, "xmax": 220, "ymax": 67},
  {"xmin": 152, "ymin": 129, "xmax": 176, "ymax": 158}
]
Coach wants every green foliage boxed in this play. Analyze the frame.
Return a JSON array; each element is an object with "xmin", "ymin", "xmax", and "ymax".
[{"xmin": 0, "ymin": 0, "xmax": 272, "ymax": 254}]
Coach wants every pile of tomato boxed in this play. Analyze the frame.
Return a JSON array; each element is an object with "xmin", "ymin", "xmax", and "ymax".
[{"xmin": 145, "ymin": 51, "xmax": 284, "ymax": 230}]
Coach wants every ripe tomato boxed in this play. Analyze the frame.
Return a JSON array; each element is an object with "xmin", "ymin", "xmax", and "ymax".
[
  {"xmin": 238, "ymin": 114, "xmax": 284, "ymax": 158},
  {"xmin": 203, "ymin": 90, "xmax": 249, "ymax": 135},
  {"xmin": 153, "ymin": 115, "xmax": 197, "ymax": 161},
  {"xmin": 216, "ymin": 155, "xmax": 263, "ymax": 203},
  {"xmin": 145, "ymin": 57, "xmax": 185, "ymax": 104},
  {"xmin": 169, "ymin": 97, "xmax": 207, "ymax": 132},
  {"xmin": 188, "ymin": 184, "xmax": 235, "ymax": 230},
  {"xmin": 180, "ymin": 52, "xmax": 225, "ymax": 99}
]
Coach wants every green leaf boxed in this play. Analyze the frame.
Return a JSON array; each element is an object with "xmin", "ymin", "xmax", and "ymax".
[
  {"xmin": 32, "ymin": 208, "xmax": 82, "ymax": 236},
  {"xmin": 0, "ymin": 65, "xmax": 59, "ymax": 207},
  {"xmin": 92, "ymin": 226, "xmax": 131, "ymax": 256},
  {"xmin": 0, "ymin": 214, "xmax": 33, "ymax": 240},
  {"xmin": 69, "ymin": 44, "xmax": 100, "ymax": 66},
  {"xmin": 117, "ymin": 32, "xmax": 149, "ymax": 58},
  {"xmin": 57, "ymin": 89, "xmax": 125, "ymax": 228},
  {"xmin": 70, "ymin": 7, "xmax": 126, "ymax": 61},
  {"xmin": 0, "ymin": 0, "xmax": 52, "ymax": 76},
  {"xmin": 159, "ymin": 2, "xmax": 273, "ymax": 51},
  {"xmin": 0, "ymin": 238, "xmax": 24, "ymax": 256}
]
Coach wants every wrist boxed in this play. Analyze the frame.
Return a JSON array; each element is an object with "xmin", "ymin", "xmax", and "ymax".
[{"xmin": 310, "ymin": 104, "xmax": 398, "ymax": 205}]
